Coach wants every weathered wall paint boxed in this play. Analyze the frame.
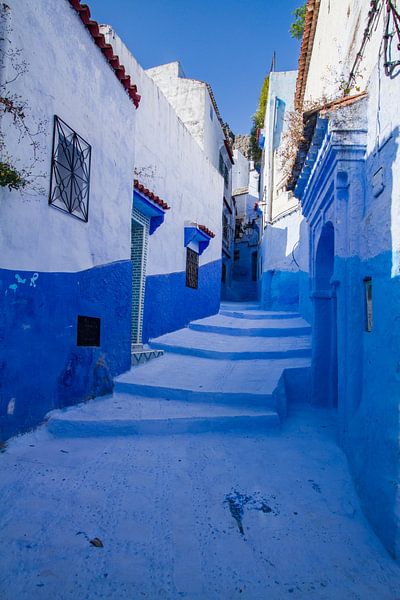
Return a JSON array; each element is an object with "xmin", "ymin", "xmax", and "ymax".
[
  {"xmin": 102, "ymin": 29, "xmax": 223, "ymax": 279},
  {"xmin": 296, "ymin": 90, "xmax": 400, "ymax": 559},
  {"xmin": 1, "ymin": 0, "xmax": 136, "ymax": 273},
  {"xmin": 0, "ymin": 1, "xmax": 137, "ymax": 439},
  {"xmin": 0, "ymin": 261, "xmax": 132, "ymax": 440}
]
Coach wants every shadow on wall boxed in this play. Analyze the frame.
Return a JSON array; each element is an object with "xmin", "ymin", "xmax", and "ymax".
[
  {"xmin": 260, "ymin": 223, "xmax": 309, "ymax": 313},
  {"xmin": 340, "ymin": 125, "xmax": 400, "ymax": 559}
]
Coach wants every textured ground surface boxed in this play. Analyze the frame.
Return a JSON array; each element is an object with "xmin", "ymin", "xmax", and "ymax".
[{"xmin": 0, "ymin": 405, "xmax": 400, "ymax": 600}]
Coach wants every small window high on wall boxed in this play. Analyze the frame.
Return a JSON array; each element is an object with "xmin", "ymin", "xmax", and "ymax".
[
  {"xmin": 49, "ymin": 116, "xmax": 91, "ymax": 222},
  {"xmin": 186, "ymin": 247, "xmax": 199, "ymax": 289}
]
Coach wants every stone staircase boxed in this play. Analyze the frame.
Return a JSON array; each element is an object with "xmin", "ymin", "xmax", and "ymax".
[{"xmin": 47, "ymin": 302, "xmax": 311, "ymax": 437}]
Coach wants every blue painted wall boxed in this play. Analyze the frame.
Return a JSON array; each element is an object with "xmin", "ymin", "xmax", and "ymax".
[
  {"xmin": 335, "ymin": 251, "xmax": 400, "ymax": 558},
  {"xmin": 0, "ymin": 260, "xmax": 132, "ymax": 440},
  {"xmin": 295, "ymin": 100, "xmax": 400, "ymax": 558},
  {"xmin": 142, "ymin": 259, "xmax": 221, "ymax": 341}
]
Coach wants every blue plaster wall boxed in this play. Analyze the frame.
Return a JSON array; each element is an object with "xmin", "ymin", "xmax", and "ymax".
[
  {"xmin": 334, "ymin": 251, "xmax": 400, "ymax": 558},
  {"xmin": 0, "ymin": 260, "xmax": 132, "ymax": 440},
  {"xmin": 142, "ymin": 259, "xmax": 221, "ymax": 341},
  {"xmin": 260, "ymin": 269, "xmax": 312, "ymax": 319}
]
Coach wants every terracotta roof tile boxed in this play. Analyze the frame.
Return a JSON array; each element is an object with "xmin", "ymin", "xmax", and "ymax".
[
  {"xmin": 68, "ymin": 0, "xmax": 141, "ymax": 108},
  {"xmin": 134, "ymin": 179, "xmax": 170, "ymax": 210},
  {"xmin": 197, "ymin": 224, "xmax": 215, "ymax": 238},
  {"xmin": 295, "ymin": 0, "xmax": 321, "ymax": 111}
]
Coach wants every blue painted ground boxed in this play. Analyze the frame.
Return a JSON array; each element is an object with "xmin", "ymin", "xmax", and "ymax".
[{"xmin": 0, "ymin": 303, "xmax": 399, "ymax": 598}]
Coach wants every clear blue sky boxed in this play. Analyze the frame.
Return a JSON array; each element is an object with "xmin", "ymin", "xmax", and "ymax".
[{"xmin": 88, "ymin": 0, "xmax": 302, "ymax": 134}]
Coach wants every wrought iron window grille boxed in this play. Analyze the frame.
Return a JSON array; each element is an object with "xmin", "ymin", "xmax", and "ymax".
[
  {"xmin": 186, "ymin": 247, "xmax": 199, "ymax": 289},
  {"xmin": 49, "ymin": 116, "xmax": 91, "ymax": 222}
]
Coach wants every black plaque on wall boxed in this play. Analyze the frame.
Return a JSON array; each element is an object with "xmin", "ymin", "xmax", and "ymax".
[{"xmin": 77, "ymin": 315, "xmax": 101, "ymax": 347}]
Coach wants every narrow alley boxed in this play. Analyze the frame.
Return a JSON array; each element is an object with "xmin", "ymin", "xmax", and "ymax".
[{"xmin": 2, "ymin": 0, "xmax": 400, "ymax": 598}]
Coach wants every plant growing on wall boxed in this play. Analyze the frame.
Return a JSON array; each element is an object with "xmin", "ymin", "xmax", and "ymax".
[
  {"xmin": 0, "ymin": 3, "xmax": 46, "ymax": 192},
  {"xmin": 290, "ymin": 3, "xmax": 307, "ymax": 40},
  {"xmin": 250, "ymin": 74, "xmax": 269, "ymax": 165}
]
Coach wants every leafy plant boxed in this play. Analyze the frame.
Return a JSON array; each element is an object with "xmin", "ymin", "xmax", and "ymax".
[
  {"xmin": 290, "ymin": 3, "xmax": 307, "ymax": 40},
  {"xmin": 0, "ymin": 4, "xmax": 46, "ymax": 193},
  {"xmin": 250, "ymin": 75, "xmax": 270, "ymax": 164}
]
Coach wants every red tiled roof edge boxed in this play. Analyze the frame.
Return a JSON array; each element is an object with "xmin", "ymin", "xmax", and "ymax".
[
  {"xmin": 68, "ymin": 0, "xmax": 141, "ymax": 108},
  {"xmin": 198, "ymin": 224, "xmax": 215, "ymax": 238},
  {"xmin": 206, "ymin": 83, "xmax": 234, "ymax": 164},
  {"xmin": 134, "ymin": 179, "xmax": 170, "ymax": 210},
  {"xmin": 294, "ymin": 0, "xmax": 321, "ymax": 111}
]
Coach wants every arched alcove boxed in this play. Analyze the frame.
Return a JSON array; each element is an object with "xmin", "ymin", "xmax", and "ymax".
[{"xmin": 311, "ymin": 222, "xmax": 338, "ymax": 407}]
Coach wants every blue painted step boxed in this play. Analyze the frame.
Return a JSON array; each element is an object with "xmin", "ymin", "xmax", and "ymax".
[
  {"xmin": 47, "ymin": 394, "xmax": 281, "ymax": 437},
  {"xmin": 148, "ymin": 329, "xmax": 311, "ymax": 360},
  {"xmin": 189, "ymin": 314, "xmax": 311, "ymax": 337}
]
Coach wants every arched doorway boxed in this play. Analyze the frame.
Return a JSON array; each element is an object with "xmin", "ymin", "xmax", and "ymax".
[{"xmin": 311, "ymin": 222, "xmax": 338, "ymax": 407}]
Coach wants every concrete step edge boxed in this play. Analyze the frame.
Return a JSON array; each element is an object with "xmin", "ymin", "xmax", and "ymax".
[
  {"xmin": 188, "ymin": 323, "xmax": 311, "ymax": 337},
  {"xmin": 113, "ymin": 381, "xmax": 276, "ymax": 407},
  {"xmin": 47, "ymin": 413, "xmax": 281, "ymax": 437},
  {"xmin": 148, "ymin": 342, "xmax": 312, "ymax": 361}
]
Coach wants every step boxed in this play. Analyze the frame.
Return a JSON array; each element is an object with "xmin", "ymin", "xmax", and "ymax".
[
  {"xmin": 189, "ymin": 314, "xmax": 311, "ymax": 337},
  {"xmin": 114, "ymin": 354, "xmax": 310, "ymax": 412},
  {"xmin": 149, "ymin": 328, "xmax": 311, "ymax": 360},
  {"xmin": 131, "ymin": 347, "xmax": 164, "ymax": 366},
  {"xmin": 220, "ymin": 302, "xmax": 262, "ymax": 311},
  {"xmin": 47, "ymin": 394, "xmax": 280, "ymax": 437},
  {"xmin": 219, "ymin": 309, "xmax": 301, "ymax": 320}
]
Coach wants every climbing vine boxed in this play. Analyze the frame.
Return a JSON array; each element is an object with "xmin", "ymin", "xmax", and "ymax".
[{"xmin": 0, "ymin": 3, "xmax": 46, "ymax": 192}]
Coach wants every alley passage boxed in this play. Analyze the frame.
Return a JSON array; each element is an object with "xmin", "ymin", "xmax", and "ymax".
[{"xmin": 1, "ymin": 303, "xmax": 400, "ymax": 599}]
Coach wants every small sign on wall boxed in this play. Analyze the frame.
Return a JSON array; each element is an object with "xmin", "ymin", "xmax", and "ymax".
[
  {"xmin": 364, "ymin": 277, "xmax": 373, "ymax": 332},
  {"xmin": 77, "ymin": 315, "xmax": 101, "ymax": 347}
]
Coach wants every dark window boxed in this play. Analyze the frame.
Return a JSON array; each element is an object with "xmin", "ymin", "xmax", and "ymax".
[
  {"xmin": 221, "ymin": 263, "xmax": 226, "ymax": 283},
  {"xmin": 364, "ymin": 277, "xmax": 373, "ymax": 332},
  {"xmin": 252, "ymin": 251, "xmax": 258, "ymax": 281},
  {"xmin": 186, "ymin": 247, "xmax": 199, "ymax": 289},
  {"xmin": 49, "ymin": 115, "xmax": 91, "ymax": 222},
  {"xmin": 234, "ymin": 250, "xmax": 240, "ymax": 261},
  {"xmin": 77, "ymin": 315, "xmax": 101, "ymax": 347}
]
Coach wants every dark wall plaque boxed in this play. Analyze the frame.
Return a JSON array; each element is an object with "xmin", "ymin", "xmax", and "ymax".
[{"xmin": 77, "ymin": 315, "xmax": 101, "ymax": 347}]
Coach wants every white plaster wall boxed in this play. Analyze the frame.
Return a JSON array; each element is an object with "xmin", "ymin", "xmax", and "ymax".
[
  {"xmin": 102, "ymin": 29, "xmax": 223, "ymax": 276},
  {"xmin": 146, "ymin": 63, "xmax": 207, "ymax": 154},
  {"xmin": 232, "ymin": 150, "xmax": 249, "ymax": 191},
  {"xmin": 261, "ymin": 210, "xmax": 308, "ymax": 273},
  {"xmin": 303, "ymin": 0, "xmax": 400, "ymax": 263},
  {"xmin": 261, "ymin": 71, "xmax": 297, "ymax": 222},
  {"xmin": 0, "ymin": 0, "xmax": 136, "ymax": 273},
  {"xmin": 147, "ymin": 62, "xmax": 230, "ymax": 178},
  {"xmin": 304, "ymin": 0, "xmax": 382, "ymax": 103}
]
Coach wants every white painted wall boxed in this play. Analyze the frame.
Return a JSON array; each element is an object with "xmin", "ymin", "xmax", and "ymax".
[
  {"xmin": 260, "ymin": 210, "xmax": 308, "ymax": 274},
  {"xmin": 232, "ymin": 150, "xmax": 249, "ymax": 192},
  {"xmin": 261, "ymin": 70, "xmax": 297, "ymax": 222},
  {"xmin": 147, "ymin": 62, "xmax": 229, "ymax": 174},
  {"xmin": 101, "ymin": 29, "xmax": 223, "ymax": 276},
  {"xmin": 302, "ymin": 0, "xmax": 400, "ymax": 262},
  {"xmin": 304, "ymin": 0, "xmax": 381, "ymax": 104},
  {"xmin": 0, "ymin": 0, "xmax": 136, "ymax": 273}
]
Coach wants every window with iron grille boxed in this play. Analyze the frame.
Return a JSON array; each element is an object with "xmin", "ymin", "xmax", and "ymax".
[
  {"xmin": 49, "ymin": 116, "xmax": 91, "ymax": 222},
  {"xmin": 186, "ymin": 247, "xmax": 199, "ymax": 289}
]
